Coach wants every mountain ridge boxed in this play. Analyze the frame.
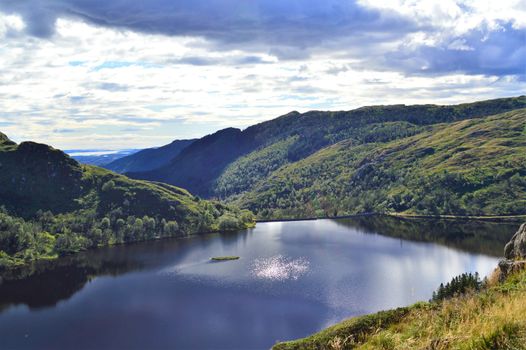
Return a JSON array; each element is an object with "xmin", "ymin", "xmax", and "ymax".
[
  {"xmin": 126, "ymin": 96, "xmax": 526, "ymax": 203},
  {"xmin": 104, "ymin": 138, "xmax": 196, "ymax": 173}
]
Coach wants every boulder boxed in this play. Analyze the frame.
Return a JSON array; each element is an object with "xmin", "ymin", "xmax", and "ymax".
[
  {"xmin": 504, "ymin": 223, "xmax": 526, "ymax": 259},
  {"xmin": 499, "ymin": 222, "xmax": 526, "ymax": 281},
  {"xmin": 498, "ymin": 259, "xmax": 526, "ymax": 279}
]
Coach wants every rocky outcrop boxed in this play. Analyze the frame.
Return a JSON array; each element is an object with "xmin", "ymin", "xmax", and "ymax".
[
  {"xmin": 499, "ymin": 223, "xmax": 526, "ymax": 280},
  {"xmin": 498, "ymin": 259, "xmax": 526, "ymax": 280},
  {"xmin": 504, "ymin": 223, "xmax": 526, "ymax": 259}
]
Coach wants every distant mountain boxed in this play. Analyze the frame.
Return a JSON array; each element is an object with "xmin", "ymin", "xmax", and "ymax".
[
  {"xmin": 67, "ymin": 149, "xmax": 139, "ymax": 166},
  {"xmin": 129, "ymin": 96, "xmax": 526, "ymax": 207},
  {"xmin": 129, "ymin": 128, "xmax": 251, "ymax": 196},
  {"xmin": 104, "ymin": 139, "xmax": 196, "ymax": 173},
  {"xmin": 0, "ymin": 132, "xmax": 254, "ymax": 271}
]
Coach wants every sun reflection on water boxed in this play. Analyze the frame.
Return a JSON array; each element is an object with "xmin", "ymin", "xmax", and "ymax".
[{"xmin": 251, "ymin": 255, "xmax": 309, "ymax": 281}]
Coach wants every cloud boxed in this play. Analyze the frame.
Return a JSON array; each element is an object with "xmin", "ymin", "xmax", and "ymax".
[
  {"xmin": 385, "ymin": 23, "xmax": 526, "ymax": 76},
  {"xmin": 0, "ymin": 1, "xmax": 524, "ymax": 149},
  {"xmin": 0, "ymin": 0, "xmax": 411, "ymax": 45},
  {"xmin": 1, "ymin": 0, "xmax": 524, "ymax": 78},
  {"xmin": 94, "ymin": 82, "xmax": 129, "ymax": 92},
  {"xmin": 168, "ymin": 55, "xmax": 274, "ymax": 66}
]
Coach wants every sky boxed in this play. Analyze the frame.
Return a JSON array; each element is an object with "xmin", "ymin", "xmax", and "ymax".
[{"xmin": 0, "ymin": 0, "xmax": 525, "ymax": 150}]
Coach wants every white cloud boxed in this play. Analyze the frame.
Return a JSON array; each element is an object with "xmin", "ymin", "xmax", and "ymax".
[{"xmin": 0, "ymin": 3, "xmax": 524, "ymax": 150}]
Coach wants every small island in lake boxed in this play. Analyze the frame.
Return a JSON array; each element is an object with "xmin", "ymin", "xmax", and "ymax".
[{"xmin": 211, "ymin": 256, "xmax": 240, "ymax": 261}]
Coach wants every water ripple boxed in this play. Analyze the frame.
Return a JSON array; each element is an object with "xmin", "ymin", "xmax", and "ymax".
[{"xmin": 251, "ymin": 255, "xmax": 309, "ymax": 281}]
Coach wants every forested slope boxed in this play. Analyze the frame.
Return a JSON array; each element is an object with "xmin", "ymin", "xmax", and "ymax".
[
  {"xmin": 235, "ymin": 108, "xmax": 526, "ymax": 219},
  {"xmin": 130, "ymin": 97, "xmax": 526, "ymax": 198},
  {"xmin": 0, "ymin": 132, "xmax": 253, "ymax": 270}
]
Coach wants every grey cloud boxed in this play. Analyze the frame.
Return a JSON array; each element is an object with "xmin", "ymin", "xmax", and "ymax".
[
  {"xmin": 167, "ymin": 55, "xmax": 272, "ymax": 66},
  {"xmin": 53, "ymin": 128, "xmax": 76, "ymax": 133},
  {"xmin": 384, "ymin": 23, "xmax": 526, "ymax": 77},
  {"xmin": 0, "ymin": 1, "xmax": 523, "ymax": 78},
  {"xmin": 69, "ymin": 96, "xmax": 86, "ymax": 103},
  {"xmin": 0, "ymin": 0, "xmax": 414, "ymax": 52},
  {"xmin": 95, "ymin": 82, "xmax": 129, "ymax": 92},
  {"xmin": 325, "ymin": 65, "xmax": 350, "ymax": 75}
]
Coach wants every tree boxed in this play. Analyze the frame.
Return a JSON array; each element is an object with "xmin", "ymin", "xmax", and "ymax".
[
  {"xmin": 431, "ymin": 272, "xmax": 483, "ymax": 302},
  {"xmin": 101, "ymin": 180, "xmax": 116, "ymax": 192},
  {"xmin": 101, "ymin": 217, "xmax": 111, "ymax": 230},
  {"xmin": 163, "ymin": 221, "xmax": 179, "ymax": 237},
  {"xmin": 218, "ymin": 214, "xmax": 240, "ymax": 231}
]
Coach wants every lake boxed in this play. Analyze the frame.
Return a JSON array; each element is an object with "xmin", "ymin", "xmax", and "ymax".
[{"xmin": 0, "ymin": 216, "xmax": 518, "ymax": 350}]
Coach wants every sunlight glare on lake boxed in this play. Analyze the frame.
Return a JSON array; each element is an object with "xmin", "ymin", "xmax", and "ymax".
[{"xmin": 251, "ymin": 255, "xmax": 309, "ymax": 281}]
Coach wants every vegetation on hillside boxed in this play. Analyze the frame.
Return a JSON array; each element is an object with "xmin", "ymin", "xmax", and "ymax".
[
  {"xmin": 273, "ymin": 269, "xmax": 526, "ymax": 350},
  {"xmin": 129, "ymin": 96, "xmax": 525, "ymax": 200},
  {"xmin": 129, "ymin": 97, "xmax": 526, "ymax": 199},
  {"xmin": 431, "ymin": 272, "xmax": 483, "ymax": 302},
  {"xmin": 0, "ymin": 134, "xmax": 254, "ymax": 271},
  {"xmin": 236, "ymin": 108, "xmax": 526, "ymax": 219}
]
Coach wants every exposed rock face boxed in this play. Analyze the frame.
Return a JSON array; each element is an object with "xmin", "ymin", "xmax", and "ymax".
[
  {"xmin": 504, "ymin": 223, "xmax": 526, "ymax": 259},
  {"xmin": 499, "ymin": 223, "xmax": 526, "ymax": 281},
  {"xmin": 498, "ymin": 259, "xmax": 526, "ymax": 279}
]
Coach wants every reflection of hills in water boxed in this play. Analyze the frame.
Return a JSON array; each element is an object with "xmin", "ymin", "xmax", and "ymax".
[
  {"xmin": 334, "ymin": 215, "xmax": 518, "ymax": 257},
  {"xmin": 0, "ymin": 217, "xmax": 516, "ymax": 313},
  {"xmin": 0, "ymin": 230, "xmax": 248, "ymax": 312},
  {"xmin": 0, "ymin": 248, "xmax": 144, "ymax": 312}
]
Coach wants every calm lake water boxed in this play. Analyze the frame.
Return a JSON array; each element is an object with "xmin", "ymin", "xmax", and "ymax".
[{"xmin": 0, "ymin": 216, "xmax": 518, "ymax": 350}]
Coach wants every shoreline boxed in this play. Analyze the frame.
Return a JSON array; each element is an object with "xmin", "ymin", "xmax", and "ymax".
[
  {"xmin": 387, "ymin": 212, "xmax": 526, "ymax": 222},
  {"xmin": 257, "ymin": 212, "xmax": 526, "ymax": 223}
]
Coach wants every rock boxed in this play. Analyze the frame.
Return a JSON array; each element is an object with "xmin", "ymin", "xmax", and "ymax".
[
  {"xmin": 499, "ymin": 223, "xmax": 526, "ymax": 281},
  {"xmin": 498, "ymin": 259, "xmax": 526, "ymax": 281},
  {"xmin": 504, "ymin": 223, "xmax": 526, "ymax": 259}
]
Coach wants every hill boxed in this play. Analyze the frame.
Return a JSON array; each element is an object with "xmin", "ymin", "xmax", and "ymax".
[
  {"xmin": 126, "ymin": 96, "xmax": 526, "ymax": 217},
  {"xmin": 236, "ymin": 108, "xmax": 526, "ymax": 219},
  {"xmin": 129, "ymin": 127, "xmax": 251, "ymax": 196},
  {"xmin": 0, "ymin": 133, "xmax": 254, "ymax": 271},
  {"xmin": 104, "ymin": 139, "xmax": 196, "ymax": 173}
]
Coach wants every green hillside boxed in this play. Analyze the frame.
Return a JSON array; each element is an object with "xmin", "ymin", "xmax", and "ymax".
[
  {"xmin": 235, "ymin": 108, "xmax": 526, "ymax": 219},
  {"xmin": 130, "ymin": 96, "xmax": 526, "ymax": 198},
  {"xmin": 0, "ymin": 133, "xmax": 254, "ymax": 271}
]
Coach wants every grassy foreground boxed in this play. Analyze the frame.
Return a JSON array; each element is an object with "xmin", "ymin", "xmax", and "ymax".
[{"xmin": 273, "ymin": 269, "xmax": 526, "ymax": 350}]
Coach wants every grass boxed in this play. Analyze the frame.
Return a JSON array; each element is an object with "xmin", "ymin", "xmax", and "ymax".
[
  {"xmin": 273, "ymin": 307, "xmax": 416, "ymax": 350},
  {"xmin": 210, "ymin": 256, "xmax": 240, "ymax": 261},
  {"xmin": 273, "ymin": 268, "xmax": 526, "ymax": 350}
]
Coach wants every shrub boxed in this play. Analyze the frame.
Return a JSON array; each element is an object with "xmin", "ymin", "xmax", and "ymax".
[
  {"xmin": 54, "ymin": 231, "xmax": 89, "ymax": 256},
  {"xmin": 163, "ymin": 221, "xmax": 179, "ymax": 236},
  {"xmin": 101, "ymin": 180, "xmax": 116, "ymax": 192},
  {"xmin": 218, "ymin": 214, "xmax": 241, "ymax": 231}
]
